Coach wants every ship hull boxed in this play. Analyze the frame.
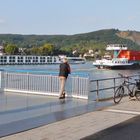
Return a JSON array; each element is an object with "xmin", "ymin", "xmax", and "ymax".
[{"xmin": 94, "ymin": 63, "xmax": 140, "ymax": 70}]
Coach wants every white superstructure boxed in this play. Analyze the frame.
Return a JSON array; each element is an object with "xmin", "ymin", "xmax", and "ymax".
[{"xmin": 106, "ymin": 44, "xmax": 128, "ymax": 51}]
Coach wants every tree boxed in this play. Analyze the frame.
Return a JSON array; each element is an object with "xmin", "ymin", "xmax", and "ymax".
[
  {"xmin": 5, "ymin": 44, "xmax": 18, "ymax": 55},
  {"xmin": 30, "ymin": 47, "xmax": 40, "ymax": 55},
  {"xmin": 40, "ymin": 43, "xmax": 54, "ymax": 55}
]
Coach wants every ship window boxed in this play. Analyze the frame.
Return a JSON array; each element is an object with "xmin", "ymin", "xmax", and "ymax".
[
  {"xmin": 28, "ymin": 57, "xmax": 32, "ymax": 59},
  {"xmin": 40, "ymin": 57, "xmax": 45, "ymax": 60},
  {"xmin": 33, "ymin": 60, "xmax": 38, "ymax": 62},
  {"xmin": 25, "ymin": 60, "xmax": 30, "ymax": 62},
  {"xmin": 9, "ymin": 60, "xmax": 15, "ymax": 62},
  {"xmin": 18, "ymin": 60, "xmax": 23, "ymax": 62},
  {"xmin": 18, "ymin": 56, "xmax": 22, "ymax": 59}
]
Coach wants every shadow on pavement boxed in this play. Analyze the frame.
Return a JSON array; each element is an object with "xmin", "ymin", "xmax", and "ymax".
[{"xmin": 82, "ymin": 115, "xmax": 140, "ymax": 140}]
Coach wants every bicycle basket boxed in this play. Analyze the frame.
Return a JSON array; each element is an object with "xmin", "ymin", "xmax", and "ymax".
[{"xmin": 136, "ymin": 81, "xmax": 140, "ymax": 90}]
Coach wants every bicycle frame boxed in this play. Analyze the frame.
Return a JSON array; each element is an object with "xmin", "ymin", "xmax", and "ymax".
[{"xmin": 122, "ymin": 80, "xmax": 135, "ymax": 96}]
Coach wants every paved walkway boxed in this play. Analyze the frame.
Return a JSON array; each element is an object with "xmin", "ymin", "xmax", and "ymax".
[
  {"xmin": 0, "ymin": 92, "xmax": 112, "ymax": 138},
  {"xmin": 0, "ymin": 96, "xmax": 140, "ymax": 140}
]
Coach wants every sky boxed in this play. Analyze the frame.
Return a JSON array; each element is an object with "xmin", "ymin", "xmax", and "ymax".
[{"xmin": 0, "ymin": 0, "xmax": 140, "ymax": 35}]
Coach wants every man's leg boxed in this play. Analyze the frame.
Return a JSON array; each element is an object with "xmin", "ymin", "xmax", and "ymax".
[{"xmin": 59, "ymin": 77, "xmax": 66, "ymax": 97}]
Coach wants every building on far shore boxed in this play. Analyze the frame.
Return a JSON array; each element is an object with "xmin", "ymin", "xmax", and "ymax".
[{"xmin": 0, "ymin": 46, "xmax": 4, "ymax": 56}]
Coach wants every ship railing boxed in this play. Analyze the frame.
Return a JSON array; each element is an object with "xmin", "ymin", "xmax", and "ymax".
[{"xmin": 2, "ymin": 71, "xmax": 89, "ymax": 99}]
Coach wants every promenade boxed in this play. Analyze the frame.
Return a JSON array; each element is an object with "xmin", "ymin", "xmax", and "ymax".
[{"xmin": 0, "ymin": 92, "xmax": 139, "ymax": 140}]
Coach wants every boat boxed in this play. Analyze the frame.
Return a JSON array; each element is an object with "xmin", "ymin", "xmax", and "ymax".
[
  {"xmin": 66, "ymin": 57, "xmax": 86, "ymax": 64},
  {"xmin": 0, "ymin": 55, "xmax": 86, "ymax": 65},
  {"xmin": 93, "ymin": 58, "xmax": 136, "ymax": 69},
  {"xmin": 0, "ymin": 55, "xmax": 62, "ymax": 65},
  {"xmin": 93, "ymin": 44, "xmax": 140, "ymax": 69}
]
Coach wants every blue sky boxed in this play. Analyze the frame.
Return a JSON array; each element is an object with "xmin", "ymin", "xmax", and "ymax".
[{"xmin": 0, "ymin": 0, "xmax": 140, "ymax": 35}]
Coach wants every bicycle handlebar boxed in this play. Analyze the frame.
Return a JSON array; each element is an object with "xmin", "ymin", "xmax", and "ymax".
[{"xmin": 118, "ymin": 73, "xmax": 131, "ymax": 79}]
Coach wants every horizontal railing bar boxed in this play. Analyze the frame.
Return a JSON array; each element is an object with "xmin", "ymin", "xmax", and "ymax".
[
  {"xmin": 90, "ymin": 74, "xmax": 140, "ymax": 83},
  {"xmin": 90, "ymin": 86, "xmax": 118, "ymax": 92},
  {"xmin": 90, "ymin": 83, "xmax": 135, "ymax": 93},
  {"xmin": 90, "ymin": 77, "xmax": 119, "ymax": 82}
]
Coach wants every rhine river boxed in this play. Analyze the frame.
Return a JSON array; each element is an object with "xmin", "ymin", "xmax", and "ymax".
[{"xmin": 0, "ymin": 61, "xmax": 140, "ymax": 79}]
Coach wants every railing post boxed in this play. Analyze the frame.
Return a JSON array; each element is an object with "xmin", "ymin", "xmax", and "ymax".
[
  {"xmin": 96, "ymin": 80, "xmax": 99, "ymax": 101},
  {"xmin": 0, "ymin": 69, "xmax": 4, "ymax": 93},
  {"xmin": 113, "ymin": 78, "xmax": 116, "ymax": 93},
  {"xmin": 27, "ymin": 72, "xmax": 29, "ymax": 91},
  {"xmin": 77, "ymin": 76, "xmax": 79, "ymax": 97},
  {"xmin": 26, "ymin": 72, "xmax": 29, "ymax": 110},
  {"xmin": 87, "ymin": 76, "xmax": 90, "ymax": 100},
  {"xmin": 51, "ymin": 75, "xmax": 53, "ymax": 93}
]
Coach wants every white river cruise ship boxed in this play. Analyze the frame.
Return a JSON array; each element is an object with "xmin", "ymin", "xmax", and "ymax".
[{"xmin": 0, "ymin": 55, "xmax": 61, "ymax": 65}]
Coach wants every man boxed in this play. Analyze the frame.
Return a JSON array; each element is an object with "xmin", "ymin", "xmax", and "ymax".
[{"xmin": 59, "ymin": 57, "xmax": 71, "ymax": 99}]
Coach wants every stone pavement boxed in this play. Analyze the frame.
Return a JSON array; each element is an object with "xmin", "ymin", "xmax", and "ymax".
[{"xmin": 0, "ymin": 97, "xmax": 140, "ymax": 140}]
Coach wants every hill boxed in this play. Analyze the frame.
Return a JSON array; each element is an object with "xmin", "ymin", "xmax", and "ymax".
[
  {"xmin": 0, "ymin": 29, "xmax": 140, "ymax": 54},
  {"xmin": 116, "ymin": 30, "xmax": 140, "ymax": 46}
]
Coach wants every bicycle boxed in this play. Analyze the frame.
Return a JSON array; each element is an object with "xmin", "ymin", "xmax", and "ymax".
[{"xmin": 113, "ymin": 73, "xmax": 140, "ymax": 104}]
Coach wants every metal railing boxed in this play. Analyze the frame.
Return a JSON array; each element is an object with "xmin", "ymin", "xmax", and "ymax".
[
  {"xmin": 3, "ymin": 72, "xmax": 89, "ymax": 99},
  {"xmin": 1, "ymin": 70, "xmax": 140, "ymax": 101},
  {"xmin": 90, "ymin": 74, "xmax": 140, "ymax": 101}
]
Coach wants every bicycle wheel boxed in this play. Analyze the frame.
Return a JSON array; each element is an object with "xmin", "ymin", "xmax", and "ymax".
[
  {"xmin": 135, "ymin": 90, "xmax": 140, "ymax": 101},
  {"xmin": 129, "ymin": 84, "xmax": 136, "ymax": 97},
  {"xmin": 114, "ymin": 86, "xmax": 124, "ymax": 103}
]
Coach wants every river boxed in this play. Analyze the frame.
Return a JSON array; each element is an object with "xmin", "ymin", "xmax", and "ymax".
[{"xmin": 0, "ymin": 61, "xmax": 140, "ymax": 79}]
